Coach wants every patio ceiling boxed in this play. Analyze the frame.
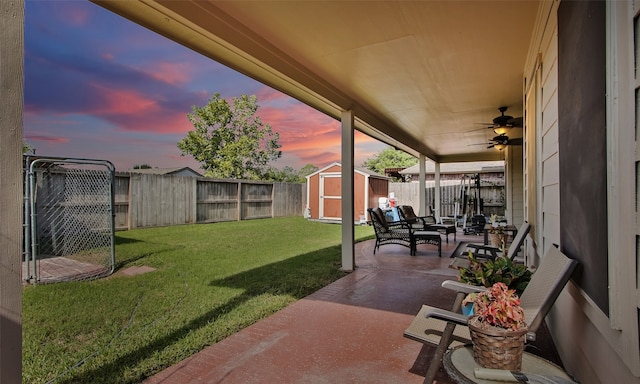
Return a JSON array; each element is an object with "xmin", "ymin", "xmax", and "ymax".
[{"xmin": 93, "ymin": 0, "xmax": 540, "ymax": 163}]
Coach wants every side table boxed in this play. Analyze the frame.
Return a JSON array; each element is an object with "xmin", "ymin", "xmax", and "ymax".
[{"xmin": 443, "ymin": 345, "xmax": 574, "ymax": 384}]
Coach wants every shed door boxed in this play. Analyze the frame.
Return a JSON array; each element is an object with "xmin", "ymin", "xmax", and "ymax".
[{"xmin": 320, "ymin": 173, "xmax": 341, "ymax": 219}]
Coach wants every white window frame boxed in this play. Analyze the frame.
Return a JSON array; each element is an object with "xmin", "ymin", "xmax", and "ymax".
[{"xmin": 606, "ymin": 0, "xmax": 640, "ymax": 375}]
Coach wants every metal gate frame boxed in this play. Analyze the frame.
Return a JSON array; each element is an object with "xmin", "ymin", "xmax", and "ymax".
[{"xmin": 23, "ymin": 156, "xmax": 116, "ymax": 284}]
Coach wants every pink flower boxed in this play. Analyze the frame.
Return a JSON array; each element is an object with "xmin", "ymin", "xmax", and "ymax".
[{"xmin": 471, "ymin": 282, "xmax": 526, "ymax": 331}]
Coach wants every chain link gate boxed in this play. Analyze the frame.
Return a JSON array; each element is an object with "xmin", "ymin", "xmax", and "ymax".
[{"xmin": 24, "ymin": 156, "xmax": 116, "ymax": 284}]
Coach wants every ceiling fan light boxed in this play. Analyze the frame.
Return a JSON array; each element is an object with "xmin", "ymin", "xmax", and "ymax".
[
  {"xmin": 493, "ymin": 125, "xmax": 512, "ymax": 135},
  {"xmin": 494, "ymin": 143, "xmax": 507, "ymax": 150}
]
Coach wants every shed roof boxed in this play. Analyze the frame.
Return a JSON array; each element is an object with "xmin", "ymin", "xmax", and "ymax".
[{"xmin": 307, "ymin": 162, "xmax": 390, "ymax": 180}]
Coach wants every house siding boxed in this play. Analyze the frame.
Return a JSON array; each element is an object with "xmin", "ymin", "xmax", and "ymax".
[{"xmin": 527, "ymin": 1, "xmax": 640, "ymax": 383}]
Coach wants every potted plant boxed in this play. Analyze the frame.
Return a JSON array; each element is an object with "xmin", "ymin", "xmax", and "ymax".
[
  {"xmin": 488, "ymin": 215, "xmax": 509, "ymax": 248},
  {"xmin": 489, "ymin": 226, "xmax": 507, "ymax": 249},
  {"xmin": 465, "ymin": 282, "xmax": 528, "ymax": 370},
  {"xmin": 458, "ymin": 252, "xmax": 532, "ymax": 295}
]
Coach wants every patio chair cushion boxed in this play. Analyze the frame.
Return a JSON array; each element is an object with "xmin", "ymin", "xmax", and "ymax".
[
  {"xmin": 371, "ymin": 207, "xmax": 389, "ymax": 229},
  {"xmin": 403, "ymin": 304, "xmax": 471, "ymax": 348},
  {"xmin": 398, "ymin": 205, "xmax": 435, "ymax": 229}
]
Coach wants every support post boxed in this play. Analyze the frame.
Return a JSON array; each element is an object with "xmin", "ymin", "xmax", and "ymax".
[
  {"xmin": 419, "ymin": 154, "xmax": 426, "ymax": 215},
  {"xmin": 0, "ymin": 1, "xmax": 24, "ymax": 381},
  {"xmin": 341, "ymin": 110, "xmax": 355, "ymax": 271},
  {"xmin": 435, "ymin": 162, "xmax": 441, "ymax": 221}
]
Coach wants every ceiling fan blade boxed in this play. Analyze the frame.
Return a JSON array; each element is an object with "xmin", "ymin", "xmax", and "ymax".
[
  {"xmin": 489, "ymin": 134, "xmax": 509, "ymax": 143},
  {"xmin": 508, "ymin": 138, "xmax": 523, "ymax": 145},
  {"xmin": 468, "ymin": 126, "xmax": 494, "ymax": 132},
  {"xmin": 507, "ymin": 117, "xmax": 523, "ymax": 127}
]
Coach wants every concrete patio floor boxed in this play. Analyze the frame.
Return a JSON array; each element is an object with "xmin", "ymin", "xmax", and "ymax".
[{"xmin": 144, "ymin": 231, "xmax": 562, "ymax": 384}]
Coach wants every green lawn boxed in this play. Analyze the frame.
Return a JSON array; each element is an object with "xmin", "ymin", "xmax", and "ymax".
[{"xmin": 22, "ymin": 217, "xmax": 374, "ymax": 384}]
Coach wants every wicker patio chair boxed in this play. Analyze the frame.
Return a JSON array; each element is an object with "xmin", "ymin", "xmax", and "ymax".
[
  {"xmin": 399, "ymin": 205, "xmax": 457, "ymax": 243},
  {"xmin": 397, "ymin": 205, "xmax": 436, "ymax": 230},
  {"xmin": 368, "ymin": 207, "xmax": 414, "ymax": 254},
  {"xmin": 369, "ymin": 207, "xmax": 441, "ymax": 256}
]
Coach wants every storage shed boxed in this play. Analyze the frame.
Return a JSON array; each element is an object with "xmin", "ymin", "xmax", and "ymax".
[{"xmin": 306, "ymin": 162, "xmax": 390, "ymax": 223}]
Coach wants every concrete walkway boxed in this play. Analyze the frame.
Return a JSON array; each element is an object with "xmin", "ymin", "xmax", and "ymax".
[{"xmin": 144, "ymin": 234, "xmax": 561, "ymax": 384}]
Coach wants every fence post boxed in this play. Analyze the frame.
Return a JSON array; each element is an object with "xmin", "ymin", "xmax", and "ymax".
[
  {"xmin": 191, "ymin": 177, "xmax": 197, "ymax": 224},
  {"xmin": 237, "ymin": 181, "xmax": 242, "ymax": 221},
  {"xmin": 271, "ymin": 182, "xmax": 275, "ymax": 218}
]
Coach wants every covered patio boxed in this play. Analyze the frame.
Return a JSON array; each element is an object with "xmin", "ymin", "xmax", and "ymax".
[
  {"xmin": 3, "ymin": 1, "xmax": 639, "ymax": 383},
  {"xmin": 144, "ymin": 234, "xmax": 561, "ymax": 384}
]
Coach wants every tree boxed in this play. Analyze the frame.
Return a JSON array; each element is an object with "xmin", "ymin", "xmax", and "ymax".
[
  {"xmin": 362, "ymin": 147, "xmax": 417, "ymax": 177},
  {"xmin": 262, "ymin": 164, "xmax": 319, "ymax": 183},
  {"xmin": 133, "ymin": 164, "xmax": 153, "ymax": 169},
  {"xmin": 298, "ymin": 164, "xmax": 319, "ymax": 178},
  {"xmin": 264, "ymin": 166, "xmax": 303, "ymax": 183},
  {"xmin": 178, "ymin": 94, "xmax": 282, "ymax": 180},
  {"xmin": 23, "ymin": 142, "xmax": 34, "ymax": 154}
]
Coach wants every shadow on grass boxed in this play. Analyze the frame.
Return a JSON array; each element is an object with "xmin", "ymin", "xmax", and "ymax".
[
  {"xmin": 111, "ymin": 247, "xmax": 175, "ymax": 272},
  {"xmin": 209, "ymin": 245, "xmax": 348, "ymax": 299},
  {"xmin": 112, "ymin": 236, "xmax": 180, "ymax": 272},
  {"xmin": 58, "ymin": 247, "xmax": 347, "ymax": 384},
  {"xmin": 114, "ymin": 236, "xmax": 142, "ymax": 245},
  {"xmin": 58, "ymin": 293, "xmax": 252, "ymax": 384}
]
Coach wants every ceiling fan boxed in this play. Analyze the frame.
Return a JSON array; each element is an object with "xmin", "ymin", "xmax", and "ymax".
[
  {"xmin": 484, "ymin": 106, "xmax": 523, "ymax": 135},
  {"xmin": 487, "ymin": 134, "xmax": 523, "ymax": 150}
]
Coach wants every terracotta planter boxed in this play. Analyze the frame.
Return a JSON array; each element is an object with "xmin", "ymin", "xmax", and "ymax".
[
  {"xmin": 489, "ymin": 233, "xmax": 507, "ymax": 248},
  {"xmin": 468, "ymin": 316, "xmax": 527, "ymax": 371}
]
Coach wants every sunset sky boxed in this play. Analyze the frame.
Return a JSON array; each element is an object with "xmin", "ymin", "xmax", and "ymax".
[{"xmin": 23, "ymin": 1, "xmax": 387, "ymax": 173}]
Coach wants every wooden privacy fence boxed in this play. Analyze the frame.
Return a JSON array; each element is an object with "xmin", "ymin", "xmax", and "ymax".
[
  {"xmin": 111, "ymin": 174, "xmax": 503, "ymax": 230},
  {"xmin": 114, "ymin": 173, "xmax": 306, "ymax": 230}
]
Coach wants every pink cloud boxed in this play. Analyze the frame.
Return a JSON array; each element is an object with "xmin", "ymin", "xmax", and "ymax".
[
  {"xmin": 24, "ymin": 134, "xmax": 69, "ymax": 143},
  {"xmin": 146, "ymin": 61, "xmax": 192, "ymax": 86},
  {"xmin": 110, "ymin": 109, "xmax": 193, "ymax": 134},
  {"xmin": 255, "ymin": 86, "xmax": 291, "ymax": 103},
  {"xmin": 303, "ymin": 152, "xmax": 342, "ymax": 168},
  {"xmin": 282, "ymin": 136, "xmax": 339, "ymax": 152},
  {"xmin": 83, "ymin": 83, "xmax": 190, "ymax": 133},
  {"xmin": 253, "ymin": 98, "xmax": 389, "ymax": 167},
  {"xmin": 258, "ymin": 104, "xmax": 340, "ymax": 137},
  {"xmin": 90, "ymin": 83, "xmax": 160, "ymax": 115},
  {"xmin": 354, "ymin": 131, "xmax": 379, "ymax": 143},
  {"xmin": 256, "ymin": 104, "xmax": 343, "ymax": 162},
  {"xmin": 65, "ymin": 8, "xmax": 90, "ymax": 26}
]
